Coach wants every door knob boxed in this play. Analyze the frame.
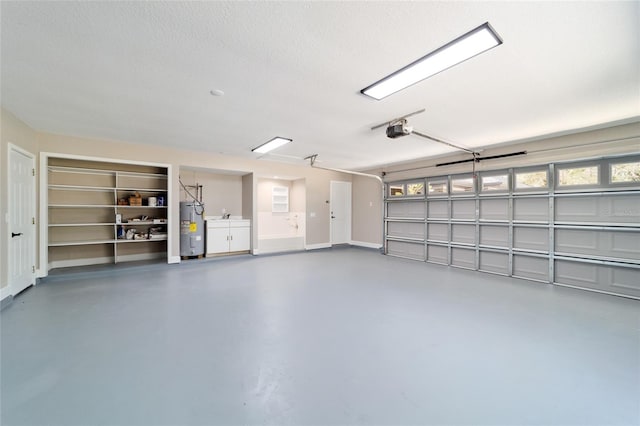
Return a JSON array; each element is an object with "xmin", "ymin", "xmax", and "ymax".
[{"xmin": 11, "ymin": 232, "xmax": 23, "ymax": 238}]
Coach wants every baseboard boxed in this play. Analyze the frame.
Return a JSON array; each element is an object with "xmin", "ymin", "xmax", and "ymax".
[
  {"xmin": 0, "ymin": 286, "xmax": 13, "ymax": 311},
  {"xmin": 305, "ymin": 243, "xmax": 332, "ymax": 251},
  {"xmin": 253, "ymin": 248, "xmax": 303, "ymax": 255},
  {"xmin": 350, "ymin": 240, "xmax": 383, "ymax": 249},
  {"xmin": 118, "ymin": 253, "xmax": 165, "ymax": 263},
  {"xmin": 48, "ymin": 253, "xmax": 164, "ymax": 270},
  {"xmin": 168, "ymin": 255, "xmax": 181, "ymax": 264}
]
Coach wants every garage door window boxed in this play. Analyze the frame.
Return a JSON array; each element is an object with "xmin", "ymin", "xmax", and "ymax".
[
  {"xmin": 481, "ymin": 174, "xmax": 509, "ymax": 192},
  {"xmin": 515, "ymin": 170, "xmax": 548, "ymax": 190},
  {"xmin": 610, "ymin": 161, "xmax": 640, "ymax": 183},
  {"xmin": 451, "ymin": 176, "xmax": 474, "ymax": 194},
  {"xmin": 558, "ymin": 165, "xmax": 599, "ymax": 186}
]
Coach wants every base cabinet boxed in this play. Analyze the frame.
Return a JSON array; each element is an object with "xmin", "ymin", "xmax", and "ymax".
[{"xmin": 206, "ymin": 220, "xmax": 251, "ymax": 255}]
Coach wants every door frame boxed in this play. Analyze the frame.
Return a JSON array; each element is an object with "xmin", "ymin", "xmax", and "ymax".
[
  {"xmin": 330, "ymin": 180, "xmax": 352, "ymax": 245},
  {"xmin": 7, "ymin": 143, "xmax": 37, "ymax": 295}
]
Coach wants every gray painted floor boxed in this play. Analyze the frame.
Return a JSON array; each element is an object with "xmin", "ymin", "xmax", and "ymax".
[{"xmin": 1, "ymin": 247, "xmax": 639, "ymax": 426}]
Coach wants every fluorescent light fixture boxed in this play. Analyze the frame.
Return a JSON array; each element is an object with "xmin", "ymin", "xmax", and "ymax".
[
  {"xmin": 252, "ymin": 137, "xmax": 292, "ymax": 154},
  {"xmin": 361, "ymin": 22, "xmax": 502, "ymax": 100}
]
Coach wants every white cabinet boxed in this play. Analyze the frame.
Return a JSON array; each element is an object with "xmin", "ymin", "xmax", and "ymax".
[{"xmin": 206, "ymin": 220, "xmax": 251, "ymax": 255}]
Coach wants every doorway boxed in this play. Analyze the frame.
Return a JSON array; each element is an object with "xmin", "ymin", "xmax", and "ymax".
[
  {"xmin": 330, "ymin": 181, "xmax": 351, "ymax": 245},
  {"xmin": 8, "ymin": 144, "xmax": 36, "ymax": 295}
]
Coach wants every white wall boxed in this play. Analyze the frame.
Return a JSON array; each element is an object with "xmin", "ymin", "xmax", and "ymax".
[{"xmin": 179, "ymin": 169, "xmax": 244, "ymax": 218}]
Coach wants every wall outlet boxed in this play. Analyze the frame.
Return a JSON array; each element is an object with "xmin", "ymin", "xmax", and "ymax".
[{"xmin": 309, "ymin": 212, "xmax": 316, "ymax": 218}]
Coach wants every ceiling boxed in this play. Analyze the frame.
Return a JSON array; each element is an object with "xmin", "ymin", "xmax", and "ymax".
[{"xmin": 2, "ymin": 1, "xmax": 639, "ymax": 170}]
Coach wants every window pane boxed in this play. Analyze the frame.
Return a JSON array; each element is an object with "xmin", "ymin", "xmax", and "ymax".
[
  {"xmin": 407, "ymin": 182, "xmax": 425, "ymax": 196},
  {"xmin": 558, "ymin": 166, "xmax": 598, "ymax": 186},
  {"xmin": 611, "ymin": 162, "xmax": 640, "ymax": 183},
  {"xmin": 428, "ymin": 181, "xmax": 448, "ymax": 195},
  {"xmin": 481, "ymin": 175, "xmax": 508, "ymax": 191},
  {"xmin": 451, "ymin": 177, "xmax": 474, "ymax": 193},
  {"xmin": 515, "ymin": 170, "xmax": 548, "ymax": 189},
  {"xmin": 389, "ymin": 184, "xmax": 404, "ymax": 196}
]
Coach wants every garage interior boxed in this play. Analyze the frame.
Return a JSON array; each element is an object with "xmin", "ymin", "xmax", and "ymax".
[{"xmin": 1, "ymin": 2, "xmax": 639, "ymax": 425}]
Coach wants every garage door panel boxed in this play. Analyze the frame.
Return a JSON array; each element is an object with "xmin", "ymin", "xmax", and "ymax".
[
  {"xmin": 611, "ymin": 267, "xmax": 640, "ymax": 293},
  {"xmin": 514, "ymin": 198, "xmax": 548, "ymax": 222},
  {"xmin": 427, "ymin": 200, "xmax": 448, "ymax": 219},
  {"xmin": 480, "ymin": 198, "xmax": 508, "ymax": 221},
  {"xmin": 451, "ymin": 200, "xmax": 475, "ymax": 220},
  {"xmin": 556, "ymin": 229, "xmax": 640, "ymax": 260},
  {"xmin": 387, "ymin": 222, "xmax": 425, "ymax": 240},
  {"xmin": 427, "ymin": 223, "xmax": 448, "ymax": 241},
  {"xmin": 480, "ymin": 225, "xmax": 508, "ymax": 247},
  {"xmin": 610, "ymin": 197, "xmax": 640, "ymax": 222},
  {"xmin": 479, "ymin": 251, "xmax": 508, "ymax": 274},
  {"xmin": 513, "ymin": 255, "xmax": 548, "ymax": 282},
  {"xmin": 387, "ymin": 240, "xmax": 425, "ymax": 261},
  {"xmin": 556, "ymin": 195, "xmax": 638, "ymax": 223},
  {"xmin": 387, "ymin": 202, "xmax": 424, "ymax": 219},
  {"xmin": 451, "ymin": 224, "xmax": 475, "ymax": 244},
  {"xmin": 555, "ymin": 260, "xmax": 597, "ymax": 286},
  {"xmin": 427, "ymin": 245, "xmax": 448, "ymax": 264},
  {"xmin": 555, "ymin": 260, "xmax": 640, "ymax": 297},
  {"xmin": 555, "ymin": 197, "xmax": 596, "ymax": 221},
  {"xmin": 451, "ymin": 247, "xmax": 475, "ymax": 269},
  {"xmin": 555, "ymin": 229, "xmax": 597, "ymax": 252},
  {"xmin": 611, "ymin": 232, "xmax": 640, "ymax": 259},
  {"xmin": 513, "ymin": 227, "xmax": 548, "ymax": 252}
]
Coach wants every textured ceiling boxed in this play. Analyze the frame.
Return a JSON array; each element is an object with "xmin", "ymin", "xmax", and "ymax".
[{"xmin": 2, "ymin": 1, "xmax": 639, "ymax": 170}]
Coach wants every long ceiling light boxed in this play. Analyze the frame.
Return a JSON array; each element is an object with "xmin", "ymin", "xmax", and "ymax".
[
  {"xmin": 361, "ymin": 22, "xmax": 503, "ymax": 100},
  {"xmin": 252, "ymin": 136, "xmax": 292, "ymax": 154}
]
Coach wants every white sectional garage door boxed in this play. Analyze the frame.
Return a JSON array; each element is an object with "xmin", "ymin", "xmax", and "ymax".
[{"xmin": 384, "ymin": 155, "xmax": 640, "ymax": 299}]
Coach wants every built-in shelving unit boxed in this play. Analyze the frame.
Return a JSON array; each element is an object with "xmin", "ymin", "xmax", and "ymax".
[
  {"xmin": 46, "ymin": 159, "xmax": 169, "ymax": 269},
  {"xmin": 272, "ymin": 186, "xmax": 289, "ymax": 213}
]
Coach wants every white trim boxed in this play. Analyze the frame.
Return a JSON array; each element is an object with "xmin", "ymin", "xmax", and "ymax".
[
  {"xmin": 0, "ymin": 285, "xmax": 13, "ymax": 301},
  {"xmin": 48, "ymin": 252, "xmax": 165, "ymax": 270},
  {"xmin": 168, "ymin": 255, "xmax": 181, "ymax": 264},
  {"xmin": 305, "ymin": 243, "xmax": 332, "ymax": 251},
  {"xmin": 40, "ymin": 151, "xmax": 172, "ymax": 169},
  {"xmin": 8, "ymin": 143, "xmax": 37, "ymax": 294},
  {"xmin": 350, "ymin": 240, "xmax": 383, "ymax": 249},
  {"xmin": 49, "ymin": 256, "xmax": 116, "ymax": 270}
]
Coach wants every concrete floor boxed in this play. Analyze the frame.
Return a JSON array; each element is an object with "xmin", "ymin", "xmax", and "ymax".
[{"xmin": 1, "ymin": 247, "xmax": 639, "ymax": 425}]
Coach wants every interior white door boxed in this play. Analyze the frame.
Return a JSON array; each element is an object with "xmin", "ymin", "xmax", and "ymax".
[
  {"xmin": 330, "ymin": 181, "xmax": 352, "ymax": 245},
  {"xmin": 9, "ymin": 145, "xmax": 36, "ymax": 295}
]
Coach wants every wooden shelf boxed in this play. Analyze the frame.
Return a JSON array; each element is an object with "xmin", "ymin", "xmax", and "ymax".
[
  {"xmin": 49, "ymin": 223, "xmax": 114, "ymax": 227},
  {"xmin": 49, "ymin": 239, "xmax": 116, "ymax": 247},
  {"xmin": 47, "ymin": 159, "xmax": 169, "ymax": 269},
  {"xmin": 49, "ymin": 204, "xmax": 116, "ymax": 208}
]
